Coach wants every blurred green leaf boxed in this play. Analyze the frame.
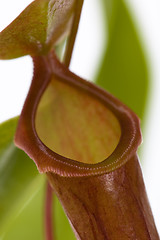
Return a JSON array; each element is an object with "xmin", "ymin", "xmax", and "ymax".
[
  {"xmin": 0, "ymin": 117, "xmax": 75, "ymax": 239},
  {"xmin": 96, "ymin": 0, "xmax": 149, "ymax": 122},
  {"xmin": 0, "ymin": 117, "xmax": 45, "ymax": 239}
]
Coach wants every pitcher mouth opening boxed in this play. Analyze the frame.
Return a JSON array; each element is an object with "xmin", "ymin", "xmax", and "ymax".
[
  {"xmin": 15, "ymin": 53, "xmax": 142, "ymax": 177},
  {"xmin": 35, "ymin": 75, "xmax": 121, "ymax": 165}
]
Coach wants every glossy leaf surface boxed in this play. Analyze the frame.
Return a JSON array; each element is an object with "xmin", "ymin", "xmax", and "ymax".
[
  {"xmin": 0, "ymin": 0, "xmax": 76, "ymax": 59},
  {"xmin": 96, "ymin": 0, "xmax": 149, "ymax": 121},
  {"xmin": 48, "ymin": 155, "xmax": 159, "ymax": 240}
]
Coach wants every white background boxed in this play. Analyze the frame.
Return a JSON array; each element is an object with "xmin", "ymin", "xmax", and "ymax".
[{"xmin": 0, "ymin": 0, "xmax": 160, "ymax": 234}]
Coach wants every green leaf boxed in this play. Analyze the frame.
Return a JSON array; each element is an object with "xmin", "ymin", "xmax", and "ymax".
[
  {"xmin": 0, "ymin": 117, "xmax": 45, "ymax": 239},
  {"xmin": 0, "ymin": 117, "xmax": 75, "ymax": 239},
  {"xmin": 0, "ymin": 0, "xmax": 76, "ymax": 59},
  {"xmin": 96, "ymin": 0, "xmax": 149, "ymax": 121},
  {"xmin": 0, "ymin": 117, "xmax": 39, "ymax": 224}
]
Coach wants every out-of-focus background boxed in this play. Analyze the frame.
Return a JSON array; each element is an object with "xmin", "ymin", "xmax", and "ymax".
[{"xmin": 0, "ymin": 0, "xmax": 160, "ymax": 234}]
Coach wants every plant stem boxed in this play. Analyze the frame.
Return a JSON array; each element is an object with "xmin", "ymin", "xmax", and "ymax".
[
  {"xmin": 45, "ymin": 182, "xmax": 54, "ymax": 240},
  {"xmin": 63, "ymin": 0, "xmax": 84, "ymax": 67},
  {"xmin": 44, "ymin": 2, "xmax": 84, "ymax": 239}
]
